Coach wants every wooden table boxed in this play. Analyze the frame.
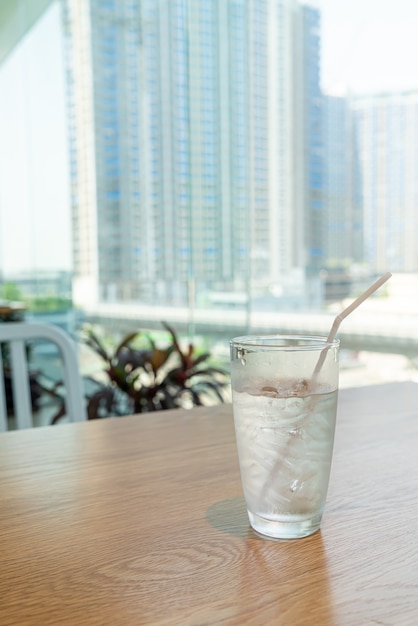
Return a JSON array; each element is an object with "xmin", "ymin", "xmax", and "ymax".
[{"xmin": 1, "ymin": 382, "xmax": 418, "ymax": 625}]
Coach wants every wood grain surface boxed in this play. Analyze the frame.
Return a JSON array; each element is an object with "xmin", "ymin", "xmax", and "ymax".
[{"xmin": 1, "ymin": 381, "xmax": 418, "ymax": 625}]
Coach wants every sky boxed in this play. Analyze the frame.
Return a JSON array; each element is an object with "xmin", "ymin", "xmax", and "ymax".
[
  {"xmin": 319, "ymin": 0, "xmax": 418, "ymax": 94},
  {"xmin": 1, "ymin": 0, "xmax": 418, "ymax": 276},
  {"xmin": 0, "ymin": 2, "xmax": 70, "ymax": 276}
]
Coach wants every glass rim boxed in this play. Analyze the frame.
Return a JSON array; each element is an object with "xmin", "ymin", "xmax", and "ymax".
[{"xmin": 230, "ymin": 334, "xmax": 340, "ymax": 350}]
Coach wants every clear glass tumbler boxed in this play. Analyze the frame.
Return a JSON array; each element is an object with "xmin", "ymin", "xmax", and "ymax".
[{"xmin": 230, "ymin": 335, "xmax": 340, "ymax": 540}]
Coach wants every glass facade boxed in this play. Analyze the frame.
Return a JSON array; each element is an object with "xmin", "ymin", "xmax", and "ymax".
[
  {"xmin": 352, "ymin": 91, "xmax": 418, "ymax": 273},
  {"xmin": 62, "ymin": 0, "xmax": 321, "ymax": 309}
]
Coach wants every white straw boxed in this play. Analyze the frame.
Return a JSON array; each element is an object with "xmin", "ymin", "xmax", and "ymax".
[
  {"xmin": 313, "ymin": 271, "xmax": 392, "ymax": 378},
  {"xmin": 260, "ymin": 271, "xmax": 393, "ymax": 502}
]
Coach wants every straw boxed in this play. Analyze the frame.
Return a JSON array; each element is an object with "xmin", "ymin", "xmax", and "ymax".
[
  {"xmin": 313, "ymin": 271, "xmax": 392, "ymax": 379},
  {"xmin": 258, "ymin": 271, "xmax": 393, "ymax": 504}
]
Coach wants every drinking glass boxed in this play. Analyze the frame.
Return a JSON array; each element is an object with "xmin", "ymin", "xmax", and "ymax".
[{"xmin": 230, "ymin": 335, "xmax": 339, "ymax": 540}]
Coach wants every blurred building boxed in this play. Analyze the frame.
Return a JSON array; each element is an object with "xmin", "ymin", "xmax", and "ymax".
[
  {"xmin": 322, "ymin": 93, "xmax": 363, "ymax": 268},
  {"xmin": 351, "ymin": 90, "xmax": 418, "ymax": 273},
  {"xmin": 63, "ymin": 0, "xmax": 324, "ymax": 308},
  {"xmin": 301, "ymin": 4, "xmax": 325, "ymax": 273}
]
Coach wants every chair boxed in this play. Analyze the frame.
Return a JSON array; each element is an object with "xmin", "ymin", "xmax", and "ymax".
[{"xmin": 0, "ymin": 322, "xmax": 87, "ymax": 431}]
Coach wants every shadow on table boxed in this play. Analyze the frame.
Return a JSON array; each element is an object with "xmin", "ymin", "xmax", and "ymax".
[{"xmin": 206, "ymin": 496, "xmax": 253, "ymax": 537}]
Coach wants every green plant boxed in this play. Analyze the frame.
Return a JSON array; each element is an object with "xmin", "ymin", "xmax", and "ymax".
[
  {"xmin": 0, "ymin": 282, "xmax": 21, "ymax": 302},
  {"xmin": 25, "ymin": 296, "xmax": 73, "ymax": 313},
  {"xmin": 76, "ymin": 322, "xmax": 229, "ymax": 420}
]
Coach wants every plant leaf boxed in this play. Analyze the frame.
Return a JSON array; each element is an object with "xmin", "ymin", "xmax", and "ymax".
[
  {"xmin": 83, "ymin": 329, "xmax": 109, "ymax": 361},
  {"xmin": 149, "ymin": 347, "xmax": 173, "ymax": 373},
  {"xmin": 115, "ymin": 332, "xmax": 140, "ymax": 354}
]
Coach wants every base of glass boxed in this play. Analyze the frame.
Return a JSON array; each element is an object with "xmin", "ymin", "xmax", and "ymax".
[{"xmin": 248, "ymin": 511, "xmax": 322, "ymax": 540}]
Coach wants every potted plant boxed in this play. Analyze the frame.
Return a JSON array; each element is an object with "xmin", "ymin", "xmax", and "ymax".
[{"xmin": 53, "ymin": 322, "xmax": 229, "ymax": 422}]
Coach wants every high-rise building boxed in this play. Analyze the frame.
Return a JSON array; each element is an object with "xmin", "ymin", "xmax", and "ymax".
[
  {"xmin": 63, "ymin": 0, "xmax": 322, "ymax": 308},
  {"xmin": 352, "ymin": 91, "xmax": 418, "ymax": 273},
  {"xmin": 322, "ymin": 93, "xmax": 363, "ymax": 267},
  {"xmin": 300, "ymin": 4, "xmax": 324, "ymax": 272}
]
